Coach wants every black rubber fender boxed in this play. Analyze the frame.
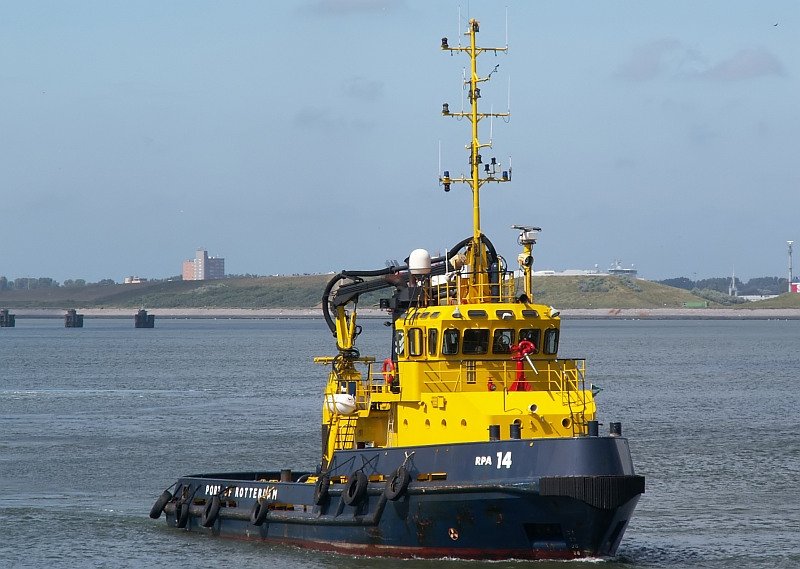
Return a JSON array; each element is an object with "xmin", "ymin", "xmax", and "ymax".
[
  {"xmin": 174, "ymin": 501, "xmax": 190, "ymax": 528},
  {"xmin": 342, "ymin": 471, "xmax": 368, "ymax": 506},
  {"xmin": 249, "ymin": 499, "xmax": 270, "ymax": 526},
  {"xmin": 313, "ymin": 474, "xmax": 330, "ymax": 505},
  {"xmin": 200, "ymin": 495, "xmax": 221, "ymax": 528},
  {"xmin": 149, "ymin": 490, "xmax": 172, "ymax": 519},
  {"xmin": 384, "ymin": 467, "xmax": 411, "ymax": 501}
]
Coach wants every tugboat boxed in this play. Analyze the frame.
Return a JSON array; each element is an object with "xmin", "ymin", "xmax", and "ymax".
[{"xmin": 150, "ymin": 19, "xmax": 644, "ymax": 559}]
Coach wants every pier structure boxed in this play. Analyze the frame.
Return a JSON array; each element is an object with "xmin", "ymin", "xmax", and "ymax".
[
  {"xmin": 64, "ymin": 309, "xmax": 84, "ymax": 328},
  {"xmin": 134, "ymin": 309, "xmax": 155, "ymax": 328},
  {"xmin": 0, "ymin": 309, "xmax": 15, "ymax": 327}
]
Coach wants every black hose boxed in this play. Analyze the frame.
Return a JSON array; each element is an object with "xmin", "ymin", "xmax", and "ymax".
[
  {"xmin": 322, "ymin": 233, "xmax": 498, "ymax": 334},
  {"xmin": 448, "ymin": 233, "xmax": 498, "ymax": 266},
  {"xmin": 322, "ymin": 273, "xmax": 347, "ymax": 335}
]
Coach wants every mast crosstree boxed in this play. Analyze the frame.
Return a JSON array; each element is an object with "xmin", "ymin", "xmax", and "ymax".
[{"xmin": 440, "ymin": 18, "xmax": 511, "ymax": 290}]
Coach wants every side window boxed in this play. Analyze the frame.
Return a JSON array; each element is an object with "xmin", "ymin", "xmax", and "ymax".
[
  {"xmin": 543, "ymin": 328, "xmax": 559, "ymax": 355},
  {"xmin": 442, "ymin": 329, "xmax": 460, "ymax": 355},
  {"xmin": 394, "ymin": 330, "xmax": 405, "ymax": 358},
  {"xmin": 492, "ymin": 329, "xmax": 515, "ymax": 354},
  {"xmin": 428, "ymin": 328, "xmax": 438, "ymax": 356},
  {"xmin": 518, "ymin": 328, "xmax": 541, "ymax": 354},
  {"xmin": 408, "ymin": 328, "xmax": 423, "ymax": 357},
  {"xmin": 462, "ymin": 329, "xmax": 489, "ymax": 355}
]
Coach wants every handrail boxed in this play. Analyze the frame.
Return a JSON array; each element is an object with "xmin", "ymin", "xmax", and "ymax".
[{"xmin": 364, "ymin": 357, "xmax": 586, "ymax": 394}]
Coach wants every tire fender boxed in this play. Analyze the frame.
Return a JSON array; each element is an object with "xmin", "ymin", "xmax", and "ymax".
[
  {"xmin": 249, "ymin": 499, "xmax": 270, "ymax": 526},
  {"xmin": 342, "ymin": 471, "xmax": 368, "ymax": 506},
  {"xmin": 313, "ymin": 475, "xmax": 330, "ymax": 505},
  {"xmin": 384, "ymin": 466, "xmax": 411, "ymax": 501},
  {"xmin": 149, "ymin": 490, "xmax": 172, "ymax": 519},
  {"xmin": 200, "ymin": 495, "xmax": 221, "ymax": 528},
  {"xmin": 174, "ymin": 501, "xmax": 190, "ymax": 528}
]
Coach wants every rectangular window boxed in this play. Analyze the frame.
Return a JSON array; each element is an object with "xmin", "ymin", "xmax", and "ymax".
[
  {"xmin": 543, "ymin": 328, "xmax": 559, "ymax": 355},
  {"xmin": 394, "ymin": 330, "xmax": 405, "ymax": 358},
  {"xmin": 492, "ymin": 329, "xmax": 515, "ymax": 354},
  {"xmin": 442, "ymin": 329, "xmax": 459, "ymax": 355},
  {"xmin": 408, "ymin": 328, "xmax": 423, "ymax": 357},
  {"xmin": 519, "ymin": 329, "xmax": 541, "ymax": 354},
  {"xmin": 428, "ymin": 328, "xmax": 438, "ymax": 356},
  {"xmin": 462, "ymin": 329, "xmax": 489, "ymax": 355}
]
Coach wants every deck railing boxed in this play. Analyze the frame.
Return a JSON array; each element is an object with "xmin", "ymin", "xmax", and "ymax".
[{"xmin": 365, "ymin": 357, "xmax": 586, "ymax": 395}]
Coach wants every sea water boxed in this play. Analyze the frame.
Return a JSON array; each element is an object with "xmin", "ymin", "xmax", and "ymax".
[{"xmin": 1, "ymin": 317, "xmax": 798, "ymax": 569}]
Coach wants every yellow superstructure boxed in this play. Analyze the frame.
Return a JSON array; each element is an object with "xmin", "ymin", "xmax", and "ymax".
[{"xmin": 316, "ymin": 19, "xmax": 596, "ymax": 469}]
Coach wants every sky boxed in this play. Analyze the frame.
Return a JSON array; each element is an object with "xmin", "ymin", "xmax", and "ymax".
[{"xmin": 1, "ymin": 1, "xmax": 797, "ymax": 283}]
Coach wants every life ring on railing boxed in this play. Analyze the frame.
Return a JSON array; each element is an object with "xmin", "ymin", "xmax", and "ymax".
[
  {"xmin": 342, "ymin": 471, "xmax": 368, "ymax": 506},
  {"xmin": 384, "ymin": 466, "xmax": 411, "ymax": 501},
  {"xmin": 381, "ymin": 358, "xmax": 396, "ymax": 385}
]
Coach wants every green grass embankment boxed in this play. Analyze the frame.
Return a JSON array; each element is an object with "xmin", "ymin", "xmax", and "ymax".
[{"xmin": 0, "ymin": 274, "xmax": 727, "ymax": 310}]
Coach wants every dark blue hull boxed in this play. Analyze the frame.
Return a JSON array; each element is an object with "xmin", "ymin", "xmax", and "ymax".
[{"xmin": 153, "ymin": 437, "xmax": 644, "ymax": 559}]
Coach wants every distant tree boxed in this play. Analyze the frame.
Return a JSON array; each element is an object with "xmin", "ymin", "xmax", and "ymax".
[
  {"xmin": 578, "ymin": 277, "xmax": 610, "ymax": 293},
  {"xmin": 63, "ymin": 279, "xmax": 86, "ymax": 288},
  {"xmin": 740, "ymin": 277, "xmax": 787, "ymax": 296},
  {"xmin": 693, "ymin": 278, "xmax": 730, "ymax": 294},
  {"xmin": 97, "ymin": 279, "xmax": 116, "ymax": 286},
  {"xmin": 692, "ymin": 288, "xmax": 747, "ymax": 305}
]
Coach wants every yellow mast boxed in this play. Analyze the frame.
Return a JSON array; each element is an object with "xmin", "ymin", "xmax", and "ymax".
[{"xmin": 440, "ymin": 19, "xmax": 511, "ymax": 297}]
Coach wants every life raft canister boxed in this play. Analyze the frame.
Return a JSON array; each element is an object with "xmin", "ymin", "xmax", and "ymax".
[{"xmin": 381, "ymin": 358, "xmax": 396, "ymax": 385}]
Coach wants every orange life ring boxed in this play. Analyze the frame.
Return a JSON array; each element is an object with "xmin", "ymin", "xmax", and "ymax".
[{"xmin": 382, "ymin": 358, "xmax": 396, "ymax": 384}]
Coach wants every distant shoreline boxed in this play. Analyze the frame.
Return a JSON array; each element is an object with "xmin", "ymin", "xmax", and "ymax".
[{"xmin": 7, "ymin": 307, "xmax": 800, "ymax": 320}]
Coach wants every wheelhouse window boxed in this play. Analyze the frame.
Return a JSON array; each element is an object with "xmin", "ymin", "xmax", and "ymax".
[
  {"xmin": 462, "ymin": 329, "xmax": 489, "ymax": 355},
  {"xmin": 408, "ymin": 328, "xmax": 423, "ymax": 357},
  {"xmin": 518, "ymin": 328, "xmax": 541, "ymax": 354},
  {"xmin": 492, "ymin": 329, "xmax": 515, "ymax": 354},
  {"xmin": 543, "ymin": 328, "xmax": 559, "ymax": 355},
  {"xmin": 394, "ymin": 330, "xmax": 405, "ymax": 358},
  {"xmin": 442, "ymin": 329, "xmax": 459, "ymax": 355},
  {"xmin": 428, "ymin": 328, "xmax": 438, "ymax": 356}
]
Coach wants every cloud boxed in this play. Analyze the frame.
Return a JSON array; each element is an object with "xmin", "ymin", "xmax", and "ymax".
[
  {"xmin": 614, "ymin": 39, "xmax": 685, "ymax": 81},
  {"xmin": 342, "ymin": 76, "xmax": 384, "ymax": 101},
  {"xmin": 700, "ymin": 48, "xmax": 784, "ymax": 81},
  {"xmin": 292, "ymin": 106, "xmax": 372, "ymax": 132},
  {"xmin": 616, "ymin": 41, "xmax": 783, "ymax": 82}
]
